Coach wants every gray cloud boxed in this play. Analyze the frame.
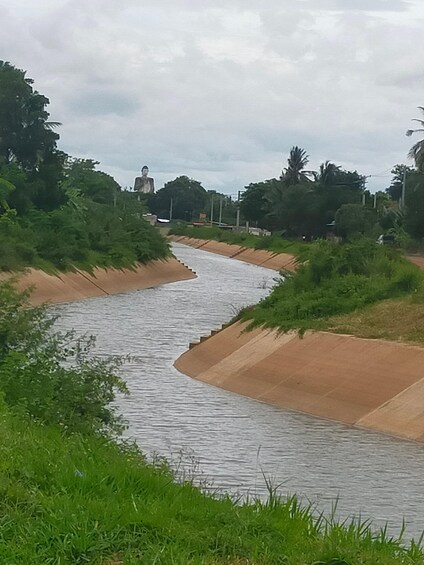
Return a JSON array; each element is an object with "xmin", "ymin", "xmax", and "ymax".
[
  {"xmin": 304, "ymin": 0, "xmax": 412, "ymax": 12},
  {"xmin": 68, "ymin": 89, "xmax": 140, "ymax": 117},
  {"xmin": 1, "ymin": 0, "xmax": 424, "ymax": 194}
]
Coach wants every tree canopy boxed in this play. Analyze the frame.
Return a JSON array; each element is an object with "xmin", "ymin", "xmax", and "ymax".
[
  {"xmin": 149, "ymin": 176, "xmax": 208, "ymax": 221},
  {"xmin": 406, "ymin": 106, "xmax": 424, "ymax": 172},
  {"xmin": 0, "ymin": 62, "xmax": 169, "ymax": 271},
  {"xmin": 0, "ymin": 61, "xmax": 60, "ymax": 170},
  {"xmin": 240, "ymin": 148, "xmax": 367, "ymax": 238}
]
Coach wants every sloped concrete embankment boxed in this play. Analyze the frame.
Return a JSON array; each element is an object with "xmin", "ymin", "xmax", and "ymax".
[
  {"xmin": 169, "ymin": 235, "xmax": 298, "ymax": 272},
  {"xmin": 175, "ymin": 320, "xmax": 424, "ymax": 443},
  {"xmin": 3, "ymin": 257, "xmax": 196, "ymax": 306}
]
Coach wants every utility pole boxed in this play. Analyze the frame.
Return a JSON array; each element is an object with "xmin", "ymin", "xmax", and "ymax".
[
  {"xmin": 401, "ymin": 165, "xmax": 407, "ymax": 210},
  {"xmin": 373, "ymin": 192, "xmax": 377, "ymax": 209},
  {"xmin": 218, "ymin": 197, "xmax": 223, "ymax": 226},
  {"xmin": 169, "ymin": 198, "xmax": 173, "ymax": 221},
  {"xmin": 236, "ymin": 190, "xmax": 242, "ymax": 230},
  {"xmin": 210, "ymin": 195, "xmax": 214, "ymax": 226}
]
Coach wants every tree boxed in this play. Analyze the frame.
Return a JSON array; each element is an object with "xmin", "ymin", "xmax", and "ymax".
[
  {"xmin": 404, "ymin": 171, "xmax": 424, "ymax": 239},
  {"xmin": 406, "ymin": 106, "xmax": 424, "ymax": 171},
  {"xmin": 386, "ymin": 164, "xmax": 414, "ymax": 202},
  {"xmin": 0, "ymin": 61, "xmax": 60, "ymax": 170},
  {"xmin": 0, "ymin": 178, "xmax": 15, "ymax": 211},
  {"xmin": 62, "ymin": 158, "xmax": 120, "ymax": 205},
  {"xmin": 314, "ymin": 161, "xmax": 341, "ymax": 186},
  {"xmin": 149, "ymin": 176, "xmax": 208, "ymax": 221},
  {"xmin": 240, "ymin": 180, "xmax": 274, "ymax": 227},
  {"xmin": 335, "ymin": 203, "xmax": 376, "ymax": 240},
  {"xmin": 0, "ymin": 62, "xmax": 66, "ymax": 212},
  {"xmin": 281, "ymin": 146, "xmax": 311, "ymax": 186}
]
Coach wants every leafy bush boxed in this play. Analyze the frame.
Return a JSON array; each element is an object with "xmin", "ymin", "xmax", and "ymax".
[
  {"xmin": 0, "ymin": 281, "xmax": 127, "ymax": 437},
  {"xmin": 244, "ymin": 240, "xmax": 423, "ymax": 333},
  {"xmin": 0, "ymin": 197, "xmax": 170, "ymax": 272}
]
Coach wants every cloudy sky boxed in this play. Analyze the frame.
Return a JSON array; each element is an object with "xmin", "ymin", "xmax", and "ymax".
[{"xmin": 2, "ymin": 0, "xmax": 424, "ymax": 195}]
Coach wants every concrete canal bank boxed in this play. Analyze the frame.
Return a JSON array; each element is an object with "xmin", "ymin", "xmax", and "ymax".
[
  {"xmin": 2, "ymin": 257, "xmax": 196, "ymax": 305},
  {"xmin": 168, "ymin": 235, "xmax": 298, "ymax": 272},
  {"xmin": 175, "ymin": 320, "xmax": 424, "ymax": 443}
]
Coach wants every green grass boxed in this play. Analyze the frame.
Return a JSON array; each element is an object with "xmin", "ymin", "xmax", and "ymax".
[
  {"xmin": 325, "ymin": 291, "xmax": 424, "ymax": 345},
  {"xmin": 0, "ymin": 406, "xmax": 422, "ymax": 565},
  {"xmin": 170, "ymin": 225, "xmax": 309, "ymax": 257},
  {"xmin": 242, "ymin": 240, "xmax": 424, "ymax": 336}
]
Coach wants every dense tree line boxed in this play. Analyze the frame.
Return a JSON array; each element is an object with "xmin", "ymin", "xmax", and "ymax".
[
  {"xmin": 0, "ymin": 62, "xmax": 169, "ymax": 271},
  {"xmin": 144, "ymin": 175, "xmax": 237, "ymax": 225},
  {"xmin": 237, "ymin": 137, "xmax": 424, "ymax": 244},
  {"xmin": 153, "ymin": 144, "xmax": 424, "ymax": 244},
  {"xmin": 153, "ymin": 112, "xmax": 424, "ymax": 245}
]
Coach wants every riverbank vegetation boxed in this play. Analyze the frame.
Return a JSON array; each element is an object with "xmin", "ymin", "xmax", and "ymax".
[
  {"xmin": 170, "ymin": 224, "xmax": 309, "ymax": 256},
  {"xmin": 242, "ymin": 239, "xmax": 424, "ymax": 338},
  {"xmin": 1, "ymin": 280, "xmax": 424, "ymax": 564},
  {"xmin": 0, "ymin": 61, "xmax": 169, "ymax": 272}
]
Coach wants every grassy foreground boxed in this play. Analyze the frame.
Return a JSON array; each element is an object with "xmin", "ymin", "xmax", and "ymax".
[{"xmin": 0, "ymin": 406, "xmax": 423, "ymax": 565}]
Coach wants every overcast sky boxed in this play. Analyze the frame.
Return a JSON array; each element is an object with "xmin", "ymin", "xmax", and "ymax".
[{"xmin": 2, "ymin": 0, "xmax": 424, "ymax": 195}]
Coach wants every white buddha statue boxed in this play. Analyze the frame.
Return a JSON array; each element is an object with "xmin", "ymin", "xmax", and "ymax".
[{"xmin": 134, "ymin": 165, "xmax": 155, "ymax": 194}]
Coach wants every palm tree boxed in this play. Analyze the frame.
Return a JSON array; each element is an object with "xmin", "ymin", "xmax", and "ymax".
[
  {"xmin": 406, "ymin": 106, "xmax": 424, "ymax": 171},
  {"xmin": 314, "ymin": 161, "xmax": 341, "ymax": 186},
  {"xmin": 281, "ymin": 146, "xmax": 311, "ymax": 185}
]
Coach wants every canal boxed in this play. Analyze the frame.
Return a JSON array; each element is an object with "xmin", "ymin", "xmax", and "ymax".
[{"xmin": 55, "ymin": 242, "xmax": 424, "ymax": 539}]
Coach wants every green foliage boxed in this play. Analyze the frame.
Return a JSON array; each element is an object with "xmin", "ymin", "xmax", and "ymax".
[
  {"xmin": 386, "ymin": 165, "xmax": 414, "ymax": 202},
  {"xmin": 0, "ymin": 63, "xmax": 170, "ymax": 272},
  {"xmin": 0, "ymin": 177, "xmax": 15, "ymax": 210},
  {"xmin": 406, "ymin": 106, "xmax": 424, "ymax": 172},
  {"xmin": 62, "ymin": 158, "xmax": 120, "ymax": 205},
  {"xmin": 281, "ymin": 145, "xmax": 311, "ymax": 185},
  {"xmin": 244, "ymin": 240, "xmax": 423, "ymax": 334},
  {"xmin": 335, "ymin": 203, "xmax": 377, "ymax": 240},
  {"xmin": 240, "ymin": 180, "xmax": 271, "ymax": 226},
  {"xmin": 240, "ymin": 156, "xmax": 365, "ymax": 237},
  {"xmin": 0, "ymin": 281, "xmax": 127, "ymax": 437},
  {"xmin": 0, "ymin": 61, "xmax": 59, "ymax": 170},
  {"xmin": 404, "ymin": 172, "xmax": 424, "ymax": 239},
  {"xmin": 149, "ymin": 175, "xmax": 208, "ymax": 221},
  {"xmin": 0, "ymin": 188, "xmax": 170, "ymax": 272}
]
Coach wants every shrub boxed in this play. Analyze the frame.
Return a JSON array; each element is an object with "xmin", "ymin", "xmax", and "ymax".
[
  {"xmin": 244, "ymin": 239, "xmax": 423, "ymax": 333},
  {"xmin": 0, "ymin": 281, "xmax": 128, "ymax": 437}
]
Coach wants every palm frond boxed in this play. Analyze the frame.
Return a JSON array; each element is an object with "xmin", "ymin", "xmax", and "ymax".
[{"xmin": 45, "ymin": 121, "xmax": 62, "ymax": 130}]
